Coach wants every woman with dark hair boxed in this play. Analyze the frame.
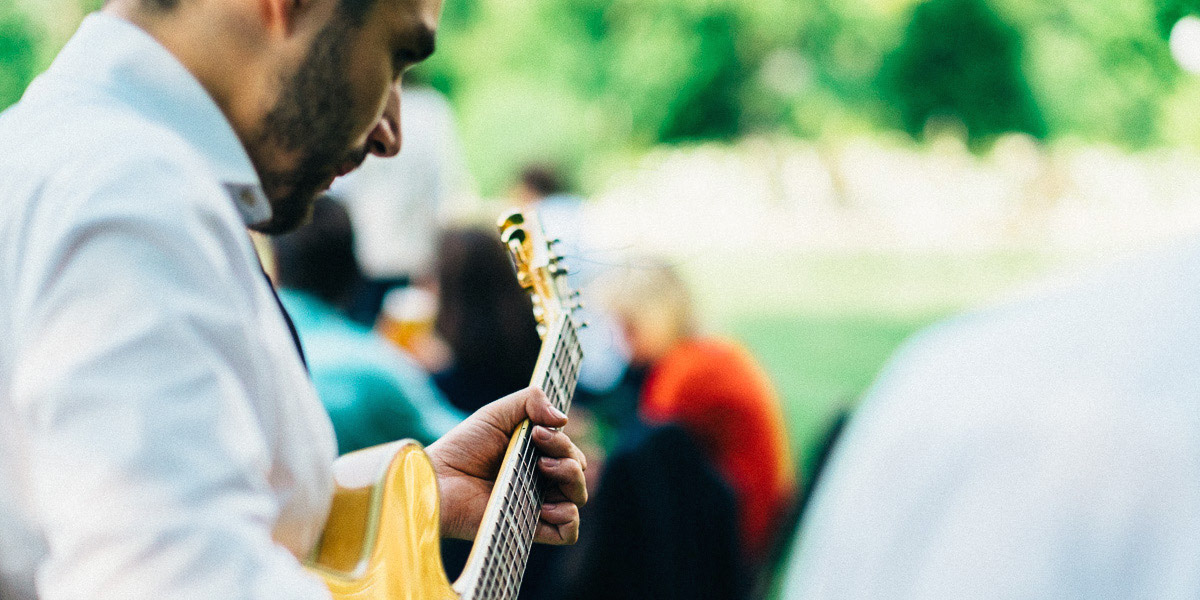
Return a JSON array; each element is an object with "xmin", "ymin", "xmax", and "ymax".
[{"xmin": 431, "ymin": 226, "xmax": 543, "ymax": 414}]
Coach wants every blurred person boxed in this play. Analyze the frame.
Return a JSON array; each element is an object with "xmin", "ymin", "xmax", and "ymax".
[
  {"xmin": 558, "ymin": 422, "xmax": 750, "ymax": 600},
  {"xmin": 331, "ymin": 72, "xmax": 474, "ymax": 327},
  {"xmin": 429, "ymin": 226, "xmax": 544, "ymax": 413},
  {"xmin": 784, "ymin": 243, "xmax": 1200, "ymax": 598},
  {"xmin": 602, "ymin": 259, "xmax": 798, "ymax": 567},
  {"xmin": 0, "ymin": 1, "xmax": 587, "ymax": 599},
  {"xmin": 513, "ymin": 165, "xmax": 632, "ymax": 421},
  {"xmin": 272, "ymin": 195, "xmax": 465, "ymax": 453}
]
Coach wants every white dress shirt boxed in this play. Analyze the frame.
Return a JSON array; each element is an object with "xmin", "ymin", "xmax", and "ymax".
[
  {"xmin": 785, "ymin": 239, "xmax": 1200, "ymax": 598},
  {"xmin": 0, "ymin": 13, "xmax": 336, "ymax": 600}
]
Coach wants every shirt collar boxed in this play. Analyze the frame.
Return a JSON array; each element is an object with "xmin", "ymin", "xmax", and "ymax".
[{"xmin": 27, "ymin": 12, "xmax": 273, "ymax": 227}]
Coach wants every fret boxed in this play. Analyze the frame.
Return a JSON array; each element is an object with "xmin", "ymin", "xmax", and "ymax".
[
  {"xmin": 461, "ymin": 211, "xmax": 584, "ymax": 600},
  {"xmin": 458, "ymin": 315, "xmax": 584, "ymax": 600}
]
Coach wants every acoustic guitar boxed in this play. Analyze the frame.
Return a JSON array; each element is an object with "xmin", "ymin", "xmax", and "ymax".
[{"xmin": 304, "ymin": 210, "xmax": 584, "ymax": 600}]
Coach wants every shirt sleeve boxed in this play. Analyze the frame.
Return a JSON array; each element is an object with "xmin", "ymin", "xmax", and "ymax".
[{"xmin": 8, "ymin": 156, "xmax": 332, "ymax": 600}]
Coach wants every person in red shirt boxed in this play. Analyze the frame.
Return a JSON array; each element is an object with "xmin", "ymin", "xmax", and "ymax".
[{"xmin": 603, "ymin": 260, "xmax": 798, "ymax": 565}]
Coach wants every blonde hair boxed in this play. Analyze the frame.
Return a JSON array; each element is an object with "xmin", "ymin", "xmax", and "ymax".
[{"xmin": 599, "ymin": 258, "xmax": 697, "ymax": 352}]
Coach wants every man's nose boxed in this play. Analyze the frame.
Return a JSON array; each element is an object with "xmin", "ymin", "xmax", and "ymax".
[{"xmin": 367, "ymin": 86, "xmax": 402, "ymax": 158}]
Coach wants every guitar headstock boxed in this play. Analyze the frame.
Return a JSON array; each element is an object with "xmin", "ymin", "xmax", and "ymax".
[{"xmin": 497, "ymin": 210, "xmax": 581, "ymax": 339}]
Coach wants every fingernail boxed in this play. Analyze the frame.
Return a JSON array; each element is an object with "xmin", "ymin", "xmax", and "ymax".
[
  {"xmin": 550, "ymin": 405, "xmax": 567, "ymax": 420},
  {"xmin": 541, "ymin": 457, "xmax": 560, "ymax": 467},
  {"xmin": 535, "ymin": 426, "xmax": 551, "ymax": 441}
]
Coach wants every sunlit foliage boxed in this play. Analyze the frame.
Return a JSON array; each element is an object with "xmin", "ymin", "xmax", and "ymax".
[
  {"xmin": 5, "ymin": 0, "xmax": 1200, "ymax": 191},
  {"xmin": 0, "ymin": 0, "xmax": 37, "ymax": 110},
  {"xmin": 879, "ymin": 0, "xmax": 1047, "ymax": 148}
]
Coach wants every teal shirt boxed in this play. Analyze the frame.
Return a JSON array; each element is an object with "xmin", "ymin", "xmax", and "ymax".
[{"xmin": 279, "ymin": 289, "xmax": 465, "ymax": 454}]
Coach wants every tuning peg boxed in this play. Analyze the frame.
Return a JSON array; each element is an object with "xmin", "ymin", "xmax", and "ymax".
[
  {"xmin": 578, "ymin": 321, "xmax": 590, "ymax": 330},
  {"xmin": 548, "ymin": 238, "xmax": 562, "ymax": 247},
  {"xmin": 499, "ymin": 224, "xmax": 527, "ymax": 247},
  {"xmin": 497, "ymin": 210, "xmax": 526, "ymax": 230}
]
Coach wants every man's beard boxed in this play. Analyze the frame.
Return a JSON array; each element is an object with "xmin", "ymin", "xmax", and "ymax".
[{"xmin": 248, "ymin": 12, "xmax": 368, "ymax": 235}]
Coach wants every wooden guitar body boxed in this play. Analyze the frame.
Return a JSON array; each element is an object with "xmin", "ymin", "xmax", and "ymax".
[{"xmin": 307, "ymin": 440, "xmax": 457, "ymax": 600}]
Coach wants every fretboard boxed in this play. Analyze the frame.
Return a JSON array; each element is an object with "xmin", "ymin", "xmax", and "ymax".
[{"xmin": 453, "ymin": 314, "xmax": 583, "ymax": 600}]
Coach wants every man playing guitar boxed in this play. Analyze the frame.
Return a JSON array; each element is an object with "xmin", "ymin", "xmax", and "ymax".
[{"xmin": 0, "ymin": 0, "xmax": 586, "ymax": 598}]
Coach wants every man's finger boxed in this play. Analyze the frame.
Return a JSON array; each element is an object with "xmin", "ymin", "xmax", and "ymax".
[
  {"xmin": 535, "ymin": 503, "xmax": 580, "ymax": 545},
  {"xmin": 525, "ymin": 391, "xmax": 569, "ymax": 428},
  {"xmin": 540, "ymin": 501, "xmax": 579, "ymax": 525},
  {"xmin": 538, "ymin": 457, "xmax": 588, "ymax": 506},
  {"xmin": 479, "ymin": 387, "xmax": 564, "ymax": 436},
  {"xmin": 531, "ymin": 426, "xmax": 587, "ymax": 469},
  {"xmin": 542, "ymin": 488, "xmax": 568, "ymax": 504}
]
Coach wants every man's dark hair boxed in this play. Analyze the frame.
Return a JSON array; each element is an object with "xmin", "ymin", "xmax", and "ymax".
[
  {"xmin": 433, "ymin": 226, "xmax": 541, "ymax": 412},
  {"xmin": 272, "ymin": 195, "xmax": 363, "ymax": 308}
]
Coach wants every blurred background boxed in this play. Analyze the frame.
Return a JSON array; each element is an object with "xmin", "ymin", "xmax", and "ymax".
[{"xmin": 12, "ymin": 0, "xmax": 1200, "ymax": 593}]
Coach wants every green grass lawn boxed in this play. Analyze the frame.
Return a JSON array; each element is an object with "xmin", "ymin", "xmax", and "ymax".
[
  {"xmin": 729, "ymin": 311, "xmax": 941, "ymax": 483},
  {"xmin": 671, "ymin": 249, "xmax": 1076, "ymax": 595},
  {"xmin": 681, "ymin": 249, "xmax": 1074, "ymax": 488}
]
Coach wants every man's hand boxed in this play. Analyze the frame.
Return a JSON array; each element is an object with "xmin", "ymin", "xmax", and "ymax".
[{"xmin": 425, "ymin": 387, "xmax": 588, "ymax": 545}]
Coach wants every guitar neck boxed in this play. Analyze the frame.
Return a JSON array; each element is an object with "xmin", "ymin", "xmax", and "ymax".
[{"xmin": 453, "ymin": 314, "xmax": 583, "ymax": 600}]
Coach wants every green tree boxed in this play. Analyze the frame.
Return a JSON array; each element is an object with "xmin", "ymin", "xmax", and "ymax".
[
  {"xmin": 417, "ymin": 0, "xmax": 781, "ymax": 192},
  {"xmin": 47, "ymin": 0, "xmax": 1196, "ymax": 188},
  {"xmin": 0, "ymin": 1, "xmax": 38, "ymax": 111},
  {"xmin": 998, "ymin": 0, "xmax": 1178, "ymax": 148},
  {"xmin": 1157, "ymin": 0, "xmax": 1200, "ymax": 36},
  {"xmin": 600, "ymin": 4, "xmax": 748, "ymax": 143},
  {"xmin": 879, "ymin": 0, "xmax": 1047, "ymax": 148}
]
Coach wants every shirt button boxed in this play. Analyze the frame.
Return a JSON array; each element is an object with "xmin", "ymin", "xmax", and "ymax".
[{"xmin": 239, "ymin": 188, "xmax": 256, "ymax": 207}]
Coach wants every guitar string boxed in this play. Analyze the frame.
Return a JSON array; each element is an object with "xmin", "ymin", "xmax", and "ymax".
[{"xmin": 470, "ymin": 320, "xmax": 582, "ymax": 600}]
